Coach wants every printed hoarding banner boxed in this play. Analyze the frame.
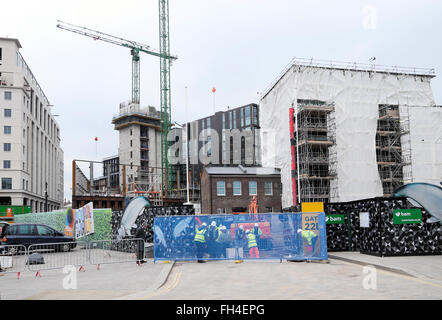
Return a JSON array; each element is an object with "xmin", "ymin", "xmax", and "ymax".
[
  {"xmin": 65, "ymin": 207, "xmax": 75, "ymax": 237},
  {"xmin": 75, "ymin": 202, "xmax": 94, "ymax": 238}
]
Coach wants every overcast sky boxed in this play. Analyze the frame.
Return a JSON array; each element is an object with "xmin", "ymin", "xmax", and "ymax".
[{"xmin": 1, "ymin": 0, "xmax": 441, "ymax": 200}]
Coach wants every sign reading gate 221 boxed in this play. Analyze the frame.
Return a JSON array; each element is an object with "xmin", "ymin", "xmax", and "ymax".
[
  {"xmin": 303, "ymin": 213, "xmax": 319, "ymax": 232},
  {"xmin": 393, "ymin": 209, "xmax": 422, "ymax": 224}
]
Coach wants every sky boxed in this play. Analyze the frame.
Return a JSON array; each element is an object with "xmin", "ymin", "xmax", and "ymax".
[{"xmin": 1, "ymin": 0, "xmax": 441, "ymax": 201}]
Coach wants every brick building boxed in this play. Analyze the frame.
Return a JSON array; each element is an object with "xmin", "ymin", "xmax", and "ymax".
[{"xmin": 201, "ymin": 166, "xmax": 282, "ymax": 214}]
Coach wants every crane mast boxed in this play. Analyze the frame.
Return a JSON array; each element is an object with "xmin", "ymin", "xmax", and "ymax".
[{"xmin": 159, "ymin": 0, "xmax": 173, "ymax": 194}]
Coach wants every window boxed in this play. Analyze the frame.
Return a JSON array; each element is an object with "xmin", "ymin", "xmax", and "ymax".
[
  {"xmin": 241, "ymin": 108, "xmax": 244, "ymax": 127},
  {"xmin": 229, "ymin": 111, "xmax": 233, "ymax": 129},
  {"xmin": 4, "ymin": 91, "xmax": 12, "ymax": 100},
  {"xmin": 222, "ymin": 113, "xmax": 225, "ymax": 129},
  {"xmin": 207, "ymin": 118, "xmax": 211, "ymax": 129},
  {"xmin": 249, "ymin": 181, "xmax": 257, "ymax": 195},
  {"xmin": 264, "ymin": 181, "xmax": 273, "ymax": 195},
  {"xmin": 233, "ymin": 111, "xmax": 237, "ymax": 129},
  {"xmin": 37, "ymin": 225, "xmax": 55, "ymax": 236},
  {"xmin": 3, "ymin": 160, "xmax": 11, "ymax": 169},
  {"xmin": 2, "ymin": 178, "xmax": 12, "ymax": 190},
  {"xmin": 4, "ymin": 109, "xmax": 11, "ymax": 117},
  {"xmin": 216, "ymin": 208, "xmax": 226, "ymax": 214},
  {"xmin": 18, "ymin": 225, "xmax": 37, "ymax": 236},
  {"xmin": 245, "ymin": 107, "xmax": 251, "ymax": 126},
  {"xmin": 4, "ymin": 126, "xmax": 11, "ymax": 134},
  {"xmin": 233, "ymin": 181, "xmax": 242, "ymax": 196},
  {"xmin": 216, "ymin": 181, "xmax": 226, "ymax": 196},
  {"xmin": 265, "ymin": 207, "xmax": 273, "ymax": 213},
  {"xmin": 0, "ymin": 48, "xmax": 2, "ymax": 60},
  {"xmin": 253, "ymin": 105, "xmax": 258, "ymax": 125},
  {"xmin": 4, "ymin": 143, "xmax": 11, "ymax": 151}
]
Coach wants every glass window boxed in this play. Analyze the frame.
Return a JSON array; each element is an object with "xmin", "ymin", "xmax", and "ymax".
[
  {"xmin": 229, "ymin": 111, "xmax": 233, "ymax": 129},
  {"xmin": 4, "ymin": 126, "xmax": 11, "ymax": 134},
  {"xmin": 2, "ymin": 178, "xmax": 12, "ymax": 189},
  {"xmin": 233, "ymin": 181, "xmax": 241, "ymax": 196},
  {"xmin": 253, "ymin": 106, "xmax": 258, "ymax": 125},
  {"xmin": 3, "ymin": 160, "xmax": 11, "ymax": 169},
  {"xmin": 233, "ymin": 111, "xmax": 237, "ymax": 129},
  {"xmin": 207, "ymin": 118, "xmax": 211, "ymax": 129},
  {"xmin": 216, "ymin": 181, "xmax": 225, "ymax": 196},
  {"xmin": 264, "ymin": 181, "xmax": 273, "ymax": 195},
  {"xmin": 4, "ymin": 92, "xmax": 12, "ymax": 100},
  {"xmin": 37, "ymin": 225, "xmax": 55, "ymax": 236},
  {"xmin": 4, "ymin": 143, "xmax": 11, "ymax": 151},
  {"xmin": 216, "ymin": 208, "xmax": 226, "ymax": 214},
  {"xmin": 249, "ymin": 181, "xmax": 257, "ymax": 195},
  {"xmin": 245, "ymin": 107, "xmax": 251, "ymax": 126},
  {"xmin": 241, "ymin": 109, "xmax": 244, "ymax": 127},
  {"xmin": 18, "ymin": 225, "xmax": 36, "ymax": 236},
  {"xmin": 222, "ymin": 114, "xmax": 225, "ymax": 129},
  {"xmin": 4, "ymin": 109, "xmax": 12, "ymax": 117}
]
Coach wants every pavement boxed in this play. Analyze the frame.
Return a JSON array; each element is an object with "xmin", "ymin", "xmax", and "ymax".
[{"xmin": 1, "ymin": 252, "xmax": 441, "ymax": 300}]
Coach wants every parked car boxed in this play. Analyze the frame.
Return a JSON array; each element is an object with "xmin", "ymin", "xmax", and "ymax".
[{"xmin": 0, "ymin": 223, "xmax": 76, "ymax": 254}]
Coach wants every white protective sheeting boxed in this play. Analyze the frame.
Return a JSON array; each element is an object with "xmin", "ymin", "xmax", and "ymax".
[
  {"xmin": 260, "ymin": 62, "xmax": 436, "ymax": 208},
  {"xmin": 404, "ymin": 106, "xmax": 442, "ymax": 185}
]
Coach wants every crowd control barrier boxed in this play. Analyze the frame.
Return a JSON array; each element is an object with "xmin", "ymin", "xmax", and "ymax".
[
  {"xmin": 0, "ymin": 245, "xmax": 28, "ymax": 274},
  {"xmin": 153, "ymin": 212, "xmax": 328, "ymax": 262},
  {"xmin": 0, "ymin": 238, "xmax": 145, "ymax": 275}
]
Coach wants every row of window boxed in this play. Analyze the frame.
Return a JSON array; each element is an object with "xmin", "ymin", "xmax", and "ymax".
[{"xmin": 216, "ymin": 181, "xmax": 273, "ymax": 196}]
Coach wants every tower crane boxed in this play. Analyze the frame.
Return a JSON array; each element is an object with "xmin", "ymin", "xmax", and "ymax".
[{"xmin": 57, "ymin": 1, "xmax": 177, "ymax": 197}]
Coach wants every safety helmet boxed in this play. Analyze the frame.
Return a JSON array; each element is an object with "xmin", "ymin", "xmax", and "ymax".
[
  {"xmin": 202, "ymin": 222, "xmax": 207, "ymax": 227},
  {"xmin": 239, "ymin": 225, "xmax": 244, "ymax": 230},
  {"xmin": 297, "ymin": 229, "xmax": 303, "ymax": 234},
  {"xmin": 211, "ymin": 221, "xmax": 216, "ymax": 226},
  {"xmin": 246, "ymin": 229, "xmax": 250, "ymax": 233},
  {"xmin": 254, "ymin": 223, "xmax": 258, "ymax": 227}
]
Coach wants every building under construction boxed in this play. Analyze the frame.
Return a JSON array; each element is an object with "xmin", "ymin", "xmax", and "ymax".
[{"xmin": 260, "ymin": 58, "xmax": 442, "ymax": 209}]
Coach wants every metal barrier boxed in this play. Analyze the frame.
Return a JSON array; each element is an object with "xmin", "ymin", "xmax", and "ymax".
[
  {"xmin": 88, "ymin": 238, "xmax": 144, "ymax": 265},
  {"xmin": 27, "ymin": 241, "xmax": 88, "ymax": 271},
  {"xmin": 0, "ymin": 239, "xmax": 146, "ymax": 276},
  {"xmin": 0, "ymin": 245, "xmax": 28, "ymax": 275}
]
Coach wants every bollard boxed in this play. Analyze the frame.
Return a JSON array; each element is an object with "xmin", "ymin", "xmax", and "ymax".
[{"xmin": 17, "ymin": 272, "xmax": 20, "ymax": 280}]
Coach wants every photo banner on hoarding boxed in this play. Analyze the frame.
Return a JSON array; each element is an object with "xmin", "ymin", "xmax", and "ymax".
[
  {"xmin": 75, "ymin": 202, "xmax": 94, "ymax": 238},
  {"xmin": 64, "ymin": 207, "xmax": 75, "ymax": 237}
]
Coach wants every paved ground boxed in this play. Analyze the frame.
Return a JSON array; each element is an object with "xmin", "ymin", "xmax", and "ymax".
[
  {"xmin": 0, "ymin": 259, "xmax": 166, "ymax": 300},
  {"xmin": 1, "ymin": 253, "xmax": 441, "ymax": 300},
  {"xmin": 140, "ymin": 257, "xmax": 442, "ymax": 300}
]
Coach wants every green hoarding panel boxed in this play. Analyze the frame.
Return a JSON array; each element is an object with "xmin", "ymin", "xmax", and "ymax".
[{"xmin": 393, "ymin": 209, "xmax": 422, "ymax": 224}]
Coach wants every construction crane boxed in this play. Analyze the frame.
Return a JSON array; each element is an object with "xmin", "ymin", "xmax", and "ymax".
[{"xmin": 57, "ymin": 2, "xmax": 177, "ymax": 196}]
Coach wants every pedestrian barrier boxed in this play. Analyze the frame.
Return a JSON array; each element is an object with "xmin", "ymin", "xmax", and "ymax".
[
  {"xmin": 27, "ymin": 241, "xmax": 88, "ymax": 271},
  {"xmin": 89, "ymin": 238, "xmax": 144, "ymax": 265},
  {"xmin": 0, "ymin": 245, "xmax": 28, "ymax": 275},
  {"xmin": 153, "ymin": 212, "xmax": 328, "ymax": 262},
  {"xmin": 0, "ymin": 238, "xmax": 145, "ymax": 276}
]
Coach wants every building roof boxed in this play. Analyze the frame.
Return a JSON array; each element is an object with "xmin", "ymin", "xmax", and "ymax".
[
  {"xmin": 261, "ymin": 57, "xmax": 436, "ymax": 100},
  {"xmin": 205, "ymin": 166, "xmax": 280, "ymax": 176},
  {"xmin": 0, "ymin": 37, "xmax": 22, "ymax": 48}
]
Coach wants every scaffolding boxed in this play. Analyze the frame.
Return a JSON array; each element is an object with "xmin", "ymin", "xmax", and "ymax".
[
  {"xmin": 376, "ymin": 104, "xmax": 411, "ymax": 196},
  {"xmin": 295, "ymin": 99, "xmax": 337, "ymax": 203}
]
